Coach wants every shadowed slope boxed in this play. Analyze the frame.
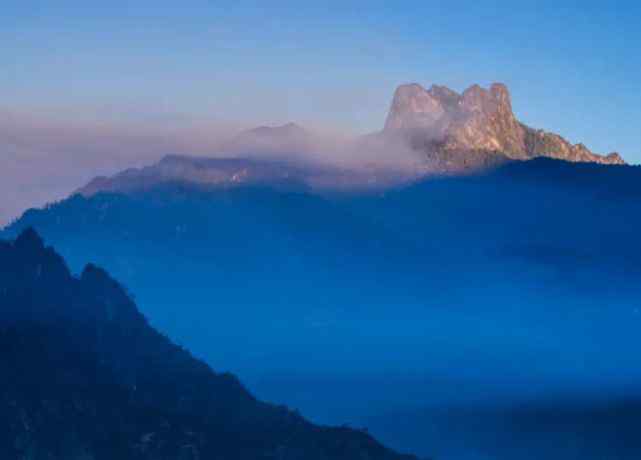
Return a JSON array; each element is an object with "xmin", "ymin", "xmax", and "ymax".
[{"xmin": 0, "ymin": 229, "xmax": 417, "ymax": 460}]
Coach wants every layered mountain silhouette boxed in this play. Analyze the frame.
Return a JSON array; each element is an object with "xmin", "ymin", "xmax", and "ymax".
[
  {"xmin": 2, "ymin": 76, "xmax": 639, "ymax": 459},
  {"xmin": 0, "ymin": 228, "xmax": 416, "ymax": 460},
  {"xmin": 5, "ymin": 158, "xmax": 641, "ymax": 460},
  {"xmin": 383, "ymin": 82, "xmax": 625, "ymax": 169}
]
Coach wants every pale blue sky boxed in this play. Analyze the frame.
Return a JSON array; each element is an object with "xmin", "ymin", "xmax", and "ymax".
[{"xmin": 2, "ymin": 0, "xmax": 640, "ymax": 161}]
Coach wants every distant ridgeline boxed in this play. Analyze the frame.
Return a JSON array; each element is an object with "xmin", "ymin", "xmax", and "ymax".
[
  {"xmin": 0, "ymin": 229, "xmax": 416, "ymax": 460},
  {"xmin": 70, "ymin": 82, "xmax": 626, "ymax": 200},
  {"xmin": 2, "ymin": 98, "xmax": 641, "ymax": 459},
  {"xmin": 7, "ymin": 158, "xmax": 641, "ymax": 291},
  {"xmin": 4, "ymin": 157, "xmax": 641, "ymax": 387}
]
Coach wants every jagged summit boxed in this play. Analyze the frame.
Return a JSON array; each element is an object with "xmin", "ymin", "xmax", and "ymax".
[
  {"xmin": 384, "ymin": 84, "xmax": 447, "ymax": 131},
  {"xmin": 384, "ymin": 82, "xmax": 625, "ymax": 167},
  {"xmin": 73, "ymin": 84, "xmax": 627, "ymax": 200}
]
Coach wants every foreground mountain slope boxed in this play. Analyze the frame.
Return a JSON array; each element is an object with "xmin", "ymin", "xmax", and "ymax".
[
  {"xmin": 70, "ymin": 81, "xmax": 627, "ymax": 200},
  {"xmin": 0, "ymin": 229, "xmax": 416, "ymax": 460}
]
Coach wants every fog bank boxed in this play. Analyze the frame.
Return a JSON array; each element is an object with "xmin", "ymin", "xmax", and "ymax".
[{"xmin": 0, "ymin": 109, "xmax": 428, "ymax": 225}]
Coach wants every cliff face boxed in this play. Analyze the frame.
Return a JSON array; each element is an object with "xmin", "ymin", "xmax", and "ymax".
[
  {"xmin": 445, "ymin": 83, "xmax": 526, "ymax": 158},
  {"xmin": 384, "ymin": 84, "xmax": 448, "ymax": 132},
  {"xmin": 384, "ymin": 82, "xmax": 625, "ymax": 168}
]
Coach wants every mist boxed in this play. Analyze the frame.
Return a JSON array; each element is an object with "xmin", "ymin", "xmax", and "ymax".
[
  {"xmin": 0, "ymin": 108, "xmax": 428, "ymax": 225},
  {"xmin": 6, "ymin": 157, "xmax": 641, "ymax": 459}
]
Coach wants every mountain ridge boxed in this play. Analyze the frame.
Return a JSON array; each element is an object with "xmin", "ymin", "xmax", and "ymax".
[
  {"xmin": 384, "ymin": 82, "xmax": 625, "ymax": 167},
  {"xmin": 0, "ymin": 228, "xmax": 418, "ymax": 460},
  {"xmin": 74, "ymin": 154, "xmax": 413, "ymax": 197},
  {"xmin": 5, "ymin": 158, "xmax": 641, "ymax": 459},
  {"xmin": 221, "ymin": 122, "xmax": 314, "ymax": 157}
]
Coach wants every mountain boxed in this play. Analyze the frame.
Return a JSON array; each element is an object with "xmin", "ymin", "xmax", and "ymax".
[
  {"xmin": 77, "ymin": 156, "xmax": 321, "ymax": 196},
  {"xmin": 383, "ymin": 82, "xmax": 625, "ymax": 169},
  {"xmin": 5, "ymin": 158, "xmax": 641, "ymax": 459},
  {"xmin": 0, "ymin": 228, "xmax": 417, "ymax": 460},
  {"xmin": 75, "ymin": 154, "xmax": 412, "ymax": 197},
  {"xmin": 74, "ymin": 123, "xmax": 333, "ymax": 198},
  {"xmin": 75, "ymin": 82, "xmax": 627, "ymax": 201}
]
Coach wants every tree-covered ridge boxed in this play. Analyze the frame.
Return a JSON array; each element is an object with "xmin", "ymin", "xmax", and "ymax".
[{"xmin": 0, "ymin": 229, "xmax": 417, "ymax": 460}]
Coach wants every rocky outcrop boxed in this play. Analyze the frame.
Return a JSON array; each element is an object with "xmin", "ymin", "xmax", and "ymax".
[
  {"xmin": 384, "ymin": 84, "xmax": 447, "ymax": 132},
  {"xmin": 522, "ymin": 125, "xmax": 625, "ymax": 165},
  {"xmin": 445, "ymin": 83, "xmax": 526, "ymax": 158},
  {"xmin": 384, "ymin": 82, "xmax": 625, "ymax": 168}
]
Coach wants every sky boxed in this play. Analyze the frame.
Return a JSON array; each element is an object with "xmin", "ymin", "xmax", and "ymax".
[{"xmin": 1, "ymin": 0, "xmax": 641, "ymax": 222}]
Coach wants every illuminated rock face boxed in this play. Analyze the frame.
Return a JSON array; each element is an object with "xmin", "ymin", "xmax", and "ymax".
[
  {"xmin": 384, "ymin": 82, "xmax": 625, "ymax": 168},
  {"xmin": 384, "ymin": 83, "xmax": 447, "ymax": 131}
]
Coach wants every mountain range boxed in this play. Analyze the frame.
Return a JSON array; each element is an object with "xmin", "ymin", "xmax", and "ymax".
[
  {"xmin": 383, "ymin": 82, "xmax": 625, "ymax": 168},
  {"xmin": 2, "ymin": 82, "xmax": 640, "ymax": 460},
  {"xmin": 0, "ymin": 228, "xmax": 416, "ymax": 460},
  {"xmin": 72, "ymin": 82, "xmax": 626, "ymax": 198},
  {"xmin": 5, "ymin": 157, "xmax": 641, "ymax": 459}
]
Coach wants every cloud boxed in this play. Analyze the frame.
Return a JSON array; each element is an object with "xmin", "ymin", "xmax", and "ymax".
[
  {"xmin": 0, "ymin": 110, "xmax": 234, "ymax": 225},
  {"xmin": 0, "ymin": 108, "xmax": 427, "ymax": 225}
]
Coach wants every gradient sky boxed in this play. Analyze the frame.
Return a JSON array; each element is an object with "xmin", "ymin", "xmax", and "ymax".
[{"xmin": 2, "ymin": 1, "xmax": 640, "ymax": 160}]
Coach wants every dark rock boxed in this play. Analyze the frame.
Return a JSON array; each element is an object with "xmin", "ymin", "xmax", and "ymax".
[{"xmin": 0, "ymin": 229, "xmax": 417, "ymax": 460}]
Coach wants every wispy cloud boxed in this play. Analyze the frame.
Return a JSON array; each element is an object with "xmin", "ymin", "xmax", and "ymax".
[
  {"xmin": 0, "ymin": 109, "xmax": 426, "ymax": 225},
  {"xmin": 0, "ymin": 110, "xmax": 238, "ymax": 225}
]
